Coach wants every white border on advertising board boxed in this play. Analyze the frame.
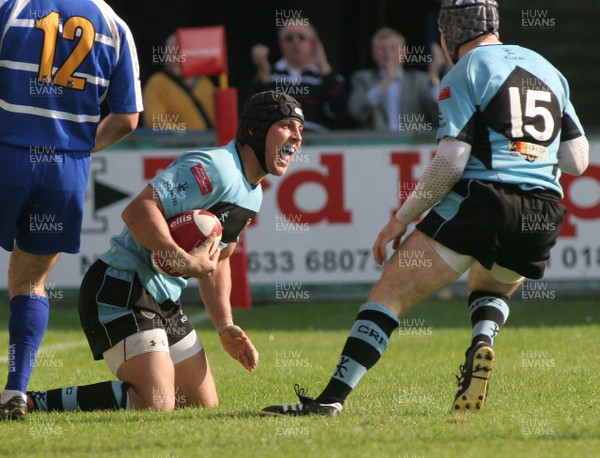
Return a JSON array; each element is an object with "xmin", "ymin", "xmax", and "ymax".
[{"xmin": 1, "ymin": 143, "xmax": 598, "ymax": 290}]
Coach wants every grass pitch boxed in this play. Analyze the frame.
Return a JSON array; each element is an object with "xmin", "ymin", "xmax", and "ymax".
[{"xmin": 0, "ymin": 296, "xmax": 597, "ymax": 457}]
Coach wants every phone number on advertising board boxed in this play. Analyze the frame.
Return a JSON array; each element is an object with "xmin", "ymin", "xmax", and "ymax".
[
  {"xmin": 548, "ymin": 245, "xmax": 600, "ymax": 269},
  {"xmin": 247, "ymin": 249, "xmax": 385, "ymax": 274}
]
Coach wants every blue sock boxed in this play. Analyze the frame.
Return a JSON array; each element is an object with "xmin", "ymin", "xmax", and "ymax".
[{"xmin": 5, "ymin": 294, "xmax": 50, "ymax": 393}]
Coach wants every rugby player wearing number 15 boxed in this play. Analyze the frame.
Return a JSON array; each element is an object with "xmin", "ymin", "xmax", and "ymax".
[
  {"xmin": 263, "ymin": 0, "xmax": 589, "ymax": 416},
  {"xmin": 0, "ymin": 0, "xmax": 142, "ymax": 420}
]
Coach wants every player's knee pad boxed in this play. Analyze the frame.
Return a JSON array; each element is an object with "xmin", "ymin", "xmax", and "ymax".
[
  {"xmin": 169, "ymin": 330, "xmax": 203, "ymax": 366},
  {"xmin": 103, "ymin": 328, "xmax": 169, "ymax": 376}
]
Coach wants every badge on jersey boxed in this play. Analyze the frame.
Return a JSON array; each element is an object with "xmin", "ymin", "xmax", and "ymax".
[
  {"xmin": 509, "ymin": 141, "xmax": 548, "ymax": 163},
  {"xmin": 439, "ymin": 87, "xmax": 452, "ymax": 101},
  {"xmin": 190, "ymin": 164, "xmax": 213, "ymax": 195}
]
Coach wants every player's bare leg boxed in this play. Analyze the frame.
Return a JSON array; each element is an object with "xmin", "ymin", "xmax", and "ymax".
[
  {"xmin": 117, "ymin": 352, "xmax": 176, "ymax": 410},
  {"xmin": 318, "ymin": 229, "xmax": 461, "ymax": 401},
  {"xmin": 369, "ymin": 230, "xmax": 461, "ymax": 316},
  {"xmin": 263, "ymin": 230, "xmax": 462, "ymax": 416},
  {"xmin": 27, "ymin": 348, "xmax": 218, "ymax": 412},
  {"xmin": 451, "ymin": 262, "xmax": 525, "ymax": 412},
  {"xmin": 467, "ymin": 262, "xmax": 524, "ymax": 297},
  {"xmin": 28, "ymin": 331, "xmax": 177, "ymax": 412},
  {"xmin": 1, "ymin": 247, "xmax": 60, "ymax": 420},
  {"xmin": 174, "ymin": 349, "xmax": 218, "ymax": 408},
  {"xmin": 8, "ymin": 246, "xmax": 60, "ymax": 297}
]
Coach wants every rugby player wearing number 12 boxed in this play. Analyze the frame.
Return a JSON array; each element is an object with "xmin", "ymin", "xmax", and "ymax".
[
  {"xmin": 263, "ymin": 0, "xmax": 589, "ymax": 416},
  {"xmin": 0, "ymin": 0, "xmax": 142, "ymax": 420}
]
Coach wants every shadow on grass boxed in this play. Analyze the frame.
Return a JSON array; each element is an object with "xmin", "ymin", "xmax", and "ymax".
[
  {"xmin": 26, "ymin": 407, "xmax": 267, "ymax": 424},
  {"xmin": 226, "ymin": 299, "xmax": 598, "ymax": 332},
  {"xmin": 0, "ymin": 297, "xmax": 596, "ymax": 333}
]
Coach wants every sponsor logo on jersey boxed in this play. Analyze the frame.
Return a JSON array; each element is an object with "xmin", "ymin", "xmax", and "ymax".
[
  {"xmin": 510, "ymin": 141, "xmax": 548, "ymax": 163},
  {"xmin": 190, "ymin": 164, "xmax": 213, "ymax": 195},
  {"xmin": 503, "ymin": 48, "xmax": 526, "ymax": 61},
  {"xmin": 439, "ymin": 86, "xmax": 451, "ymax": 101}
]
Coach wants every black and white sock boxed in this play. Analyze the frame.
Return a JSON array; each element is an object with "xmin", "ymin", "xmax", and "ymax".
[
  {"xmin": 316, "ymin": 302, "xmax": 399, "ymax": 405},
  {"xmin": 28, "ymin": 381, "xmax": 130, "ymax": 411},
  {"xmin": 468, "ymin": 291, "xmax": 510, "ymax": 347}
]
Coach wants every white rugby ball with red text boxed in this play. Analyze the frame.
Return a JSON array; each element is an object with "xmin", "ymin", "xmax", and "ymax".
[{"xmin": 152, "ymin": 209, "xmax": 222, "ymax": 277}]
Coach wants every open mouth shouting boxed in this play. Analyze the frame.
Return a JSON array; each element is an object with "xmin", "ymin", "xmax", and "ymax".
[{"xmin": 276, "ymin": 145, "xmax": 296, "ymax": 166}]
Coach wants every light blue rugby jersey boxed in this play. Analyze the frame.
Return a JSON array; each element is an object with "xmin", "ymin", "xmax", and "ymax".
[
  {"xmin": 100, "ymin": 141, "xmax": 263, "ymax": 304},
  {"xmin": 437, "ymin": 44, "xmax": 585, "ymax": 197},
  {"xmin": 0, "ymin": 0, "xmax": 142, "ymax": 152}
]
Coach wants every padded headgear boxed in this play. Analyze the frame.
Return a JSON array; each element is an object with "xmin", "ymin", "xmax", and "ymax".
[
  {"xmin": 236, "ymin": 91, "xmax": 304, "ymax": 173},
  {"xmin": 438, "ymin": 0, "xmax": 499, "ymax": 64}
]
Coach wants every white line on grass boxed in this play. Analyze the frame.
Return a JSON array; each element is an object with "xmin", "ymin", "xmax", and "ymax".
[{"xmin": 0, "ymin": 310, "xmax": 211, "ymax": 364}]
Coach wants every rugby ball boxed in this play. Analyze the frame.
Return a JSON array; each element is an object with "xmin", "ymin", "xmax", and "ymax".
[{"xmin": 152, "ymin": 209, "xmax": 222, "ymax": 277}]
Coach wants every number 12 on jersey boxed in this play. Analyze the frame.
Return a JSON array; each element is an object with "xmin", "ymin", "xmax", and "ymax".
[{"xmin": 34, "ymin": 12, "xmax": 95, "ymax": 90}]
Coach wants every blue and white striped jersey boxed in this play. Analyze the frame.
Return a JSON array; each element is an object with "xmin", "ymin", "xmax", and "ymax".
[
  {"xmin": 0, "ymin": 0, "xmax": 142, "ymax": 152},
  {"xmin": 437, "ymin": 44, "xmax": 585, "ymax": 197}
]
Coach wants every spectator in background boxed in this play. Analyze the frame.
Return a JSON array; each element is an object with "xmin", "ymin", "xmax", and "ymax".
[
  {"xmin": 262, "ymin": 0, "xmax": 589, "ymax": 417},
  {"xmin": 348, "ymin": 27, "xmax": 446, "ymax": 132},
  {"xmin": 142, "ymin": 34, "xmax": 216, "ymax": 132},
  {"xmin": 250, "ymin": 20, "xmax": 347, "ymax": 132}
]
